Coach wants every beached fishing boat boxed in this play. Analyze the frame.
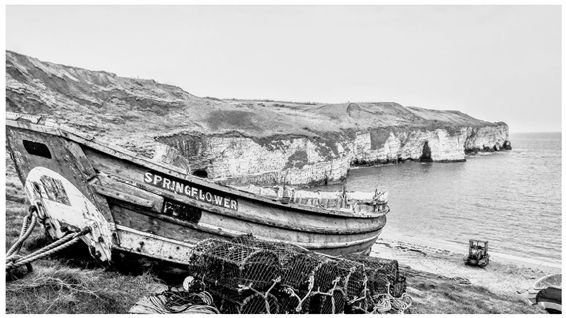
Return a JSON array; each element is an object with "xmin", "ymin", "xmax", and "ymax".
[
  {"xmin": 524, "ymin": 273, "xmax": 562, "ymax": 314},
  {"xmin": 6, "ymin": 112, "xmax": 389, "ymax": 265}
]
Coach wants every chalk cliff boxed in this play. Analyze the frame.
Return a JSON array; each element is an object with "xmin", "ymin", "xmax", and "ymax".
[{"xmin": 6, "ymin": 51, "xmax": 511, "ymax": 186}]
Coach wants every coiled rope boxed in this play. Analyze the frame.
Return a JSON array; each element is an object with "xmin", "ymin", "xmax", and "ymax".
[
  {"xmin": 352, "ymin": 283, "xmax": 413, "ymax": 314},
  {"xmin": 129, "ymin": 291, "xmax": 220, "ymax": 314}
]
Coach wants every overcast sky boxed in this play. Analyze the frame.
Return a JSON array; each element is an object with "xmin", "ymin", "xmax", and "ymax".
[{"xmin": 6, "ymin": 5, "xmax": 561, "ymax": 132}]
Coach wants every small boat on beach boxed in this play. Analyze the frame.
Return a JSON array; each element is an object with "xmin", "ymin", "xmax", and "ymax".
[
  {"xmin": 524, "ymin": 274, "xmax": 561, "ymax": 314},
  {"xmin": 6, "ymin": 112, "xmax": 389, "ymax": 265}
]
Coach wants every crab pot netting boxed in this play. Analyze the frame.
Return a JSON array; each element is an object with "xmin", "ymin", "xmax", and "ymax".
[
  {"xmin": 231, "ymin": 235, "xmax": 324, "ymax": 288},
  {"xmin": 344, "ymin": 254, "xmax": 403, "ymax": 296},
  {"xmin": 209, "ymin": 288, "xmax": 280, "ymax": 314},
  {"xmin": 186, "ymin": 237, "xmax": 409, "ymax": 314},
  {"xmin": 390, "ymin": 275, "xmax": 407, "ymax": 298},
  {"xmin": 312, "ymin": 257, "xmax": 366, "ymax": 299},
  {"xmin": 309, "ymin": 288, "xmax": 347, "ymax": 314},
  {"xmin": 240, "ymin": 293, "xmax": 280, "ymax": 314},
  {"xmin": 189, "ymin": 238, "xmax": 281, "ymax": 290},
  {"xmin": 278, "ymin": 289, "xmax": 312, "ymax": 314}
]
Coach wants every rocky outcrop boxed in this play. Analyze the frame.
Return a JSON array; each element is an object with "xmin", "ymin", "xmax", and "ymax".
[
  {"xmin": 155, "ymin": 132, "xmax": 353, "ymax": 186},
  {"xmin": 5, "ymin": 50, "xmax": 511, "ymax": 187}
]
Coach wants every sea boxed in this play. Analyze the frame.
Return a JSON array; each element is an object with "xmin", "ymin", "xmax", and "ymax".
[{"xmin": 318, "ymin": 132, "xmax": 562, "ymax": 267}]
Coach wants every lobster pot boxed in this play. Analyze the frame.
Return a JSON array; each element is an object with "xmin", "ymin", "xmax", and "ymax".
[
  {"xmin": 216, "ymin": 299, "xmax": 240, "ymax": 315},
  {"xmin": 231, "ymin": 235, "xmax": 323, "ymax": 288},
  {"xmin": 283, "ymin": 251, "xmax": 327, "ymax": 287},
  {"xmin": 309, "ymin": 289, "xmax": 347, "ymax": 314},
  {"xmin": 278, "ymin": 290, "xmax": 312, "ymax": 314},
  {"xmin": 208, "ymin": 285, "xmax": 282, "ymax": 314},
  {"xmin": 187, "ymin": 239, "xmax": 218, "ymax": 275},
  {"xmin": 345, "ymin": 254, "xmax": 399, "ymax": 281},
  {"xmin": 345, "ymin": 254, "xmax": 399, "ymax": 294},
  {"xmin": 313, "ymin": 258, "xmax": 366, "ymax": 300},
  {"xmin": 231, "ymin": 235, "xmax": 307, "ymax": 266},
  {"xmin": 390, "ymin": 275, "xmax": 407, "ymax": 298},
  {"xmin": 208, "ymin": 289, "xmax": 245, "ymax": 314},
  {"xmin": 240, "ymin": 293, "xmax": 280, "ymax": 314},
  {"xmin": 189, "ymin": 239, "xmax": 281, "ymax": 290}
]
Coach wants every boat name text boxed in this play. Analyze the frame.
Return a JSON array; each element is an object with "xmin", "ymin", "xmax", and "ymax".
[{"xmin": 144, "ymin": 172, "xmax": 238, "ymax": 211}]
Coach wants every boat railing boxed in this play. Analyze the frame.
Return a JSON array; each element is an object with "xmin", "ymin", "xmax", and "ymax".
[{"xmin": 231, "ymin": 184, "xmax": 389, "ymax": 214}]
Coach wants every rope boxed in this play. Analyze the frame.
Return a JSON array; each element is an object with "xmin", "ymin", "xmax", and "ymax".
[
  {"xmin": 6, "ymin": 205, "xmax": 92, "ymax": 273},
  {"xmin": 310, "ymin": 277, "xmax": 343, "ymax": 314},
  {"xmin": 349, "ymin": 283, "xmax": 413, "ymax": 314},
  {"xmin": 371, "ymin": 284, "xmax": 413, "ymax": 314},
  {"xmin": 7, "ymin": 236, "xmax": 83, "ymax": 270},
  {"xmin": 6, "ymin": 207, "xmax": 38, "ymax": 258},
  {"xmin": 238, "ymin": 276, "xmax": 281, "ymax": 314},
  {"xmin": 129, "ymin": 291, "xmax": 220, "ymax": 314},
  {"xmin": 17, "ymin": 228, "xmax": 89, "ymax": 262}
]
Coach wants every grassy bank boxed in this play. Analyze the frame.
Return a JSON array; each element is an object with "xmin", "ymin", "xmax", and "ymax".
[{"xmin": 5, "ymin": 201, "xmax": 167, "ymax": 314}]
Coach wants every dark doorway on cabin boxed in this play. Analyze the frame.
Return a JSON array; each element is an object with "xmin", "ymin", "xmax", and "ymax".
[
  {"xmin": 420, "ymin": 141, "xmax": 433, "ymax": 162},
  {"xmin": 192, "ymin": 169, "xmax": 208, "ymax": 178}
]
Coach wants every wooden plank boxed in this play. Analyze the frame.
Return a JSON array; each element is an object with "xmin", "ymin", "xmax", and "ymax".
[
  {"xmin": 63, "ymin": 140, "xmax": 97, "ymax": 179},
  {"xmin": 113, "ymin": 225, "xmax": 196, "ymax": 264},
  {"xmin": 96, "ymin": 173, "xmax": 164, "ymax": 212},
  {"xmin": 93, "ymin": 185, "xmax": 155, "ymax": 209},
  {"xmin": 85, "ymin": 151, "xmax": 388, "ymax": 234},
  {"xmin": 110, "ymin": 202, "xmax": 383, "ymax": 249},
  {"xmin": 110, "ymin": 172, "xmax": 386, "ymax": 235},
  {"xmin": 111, "ymin": 204, "xmax": 226, "ymax": 243}
]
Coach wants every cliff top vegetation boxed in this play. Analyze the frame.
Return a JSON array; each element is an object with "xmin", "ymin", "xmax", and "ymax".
[{"xmin": 6, "ymin": 50, "xmax": 504, "ymax": 156}]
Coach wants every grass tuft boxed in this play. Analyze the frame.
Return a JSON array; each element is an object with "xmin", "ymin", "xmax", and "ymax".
[{"xmin": 6, "ymin": 261, "xmax": 164, "ymax": 314}]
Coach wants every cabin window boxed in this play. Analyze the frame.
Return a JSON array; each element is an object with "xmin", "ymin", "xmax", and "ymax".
[{"xmin": 22, "ymin": 140, "xmax": 52, "ymax": 159}]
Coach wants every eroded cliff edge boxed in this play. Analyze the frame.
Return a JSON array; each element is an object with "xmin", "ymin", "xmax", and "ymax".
[{"xmin": 6, "ymin": 50, "xmax": 511, "ymax": 186}]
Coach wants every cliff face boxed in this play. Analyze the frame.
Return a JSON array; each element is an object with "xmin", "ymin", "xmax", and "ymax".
[
  {"xmin": 6, "ymin": 51, "xmax": 511, "ymax": 186},
  {"xmin": 156, "ymin": 124, "xmax": 510, "ymax": 186}
]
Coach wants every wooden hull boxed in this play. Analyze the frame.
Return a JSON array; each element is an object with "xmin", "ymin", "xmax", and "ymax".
[
  {"xmin": 523, "ymin": 274, "xmax": 562, "ymax": 314},
  {"xmin": 6, "ymin": 114, "xmax": 388, "ymax": 264}
]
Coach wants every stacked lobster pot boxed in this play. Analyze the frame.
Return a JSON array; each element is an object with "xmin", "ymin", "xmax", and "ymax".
[{"xmin": 186, "ymin": 235, "xmax": 411, "ymax": 314}]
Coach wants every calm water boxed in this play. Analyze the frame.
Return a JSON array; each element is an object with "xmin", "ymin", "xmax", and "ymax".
[{"xmin": 319, "ymin": 133, "xmax": 561, "ymax": 265}]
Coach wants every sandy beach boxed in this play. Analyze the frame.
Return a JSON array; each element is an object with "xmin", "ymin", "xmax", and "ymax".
[{"xmin": 370, "ymin": 235, "xmax": 558, "ymax": 313}]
